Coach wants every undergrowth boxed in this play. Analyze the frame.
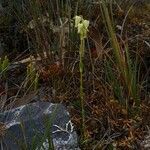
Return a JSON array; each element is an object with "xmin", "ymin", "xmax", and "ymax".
[{"xmin": 0, "ymin": 0, "xmax": 149, "ymax": 149}]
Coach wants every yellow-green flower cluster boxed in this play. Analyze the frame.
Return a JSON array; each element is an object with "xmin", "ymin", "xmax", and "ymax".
[{"xmin": 74, "ymin": 16, "xmax": 89, "ymax": 39}]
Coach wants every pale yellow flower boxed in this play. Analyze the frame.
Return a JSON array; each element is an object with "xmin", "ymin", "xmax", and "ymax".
[
  {"xmin": 77, "ymin": 23, "xmax": 84, "ymax": 34},
  {"xmin": 74, "ymin": 15, "xmax": 89, "ymax": 39},
  {"xmin": 74, "ymin": 16, "xmax": 82, "ymax": 28},
  {"xmin": 82, "ymin": 20, "xmax": 89, "ymax": 30}
]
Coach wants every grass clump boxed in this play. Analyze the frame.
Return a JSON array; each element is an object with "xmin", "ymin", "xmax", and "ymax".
[{"xmin": 100, "ymin": 0, "xmax": 141, "ymax": 116}]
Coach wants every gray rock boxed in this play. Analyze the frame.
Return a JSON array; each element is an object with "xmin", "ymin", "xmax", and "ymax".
[{"xmin": 0, "ymin": 102, "xmax": 80, "ymax": 150}]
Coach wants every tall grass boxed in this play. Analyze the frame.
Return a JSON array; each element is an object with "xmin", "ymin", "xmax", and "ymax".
[{"xmin": 100, "ymin": 0, "xmax": 141, "ymax": 116}]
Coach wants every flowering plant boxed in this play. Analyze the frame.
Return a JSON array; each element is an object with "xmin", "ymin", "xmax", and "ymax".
[
  {"xmin": 74, "ymin": 15, "xmax": 90, "ymax": 140},
  {"xmin": 74, "ymin": 16, "xmax": 89, "ymax": 40}
]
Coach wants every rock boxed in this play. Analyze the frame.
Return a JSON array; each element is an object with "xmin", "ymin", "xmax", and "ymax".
[{"xmin": 0, "ymin": 102, "xmax": 80, "ymax": 150}]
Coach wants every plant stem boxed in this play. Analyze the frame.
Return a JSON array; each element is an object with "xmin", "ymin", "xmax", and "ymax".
[{"xmin": 79, "ymin": 38, "xmax": 85, "ymax": 140}]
